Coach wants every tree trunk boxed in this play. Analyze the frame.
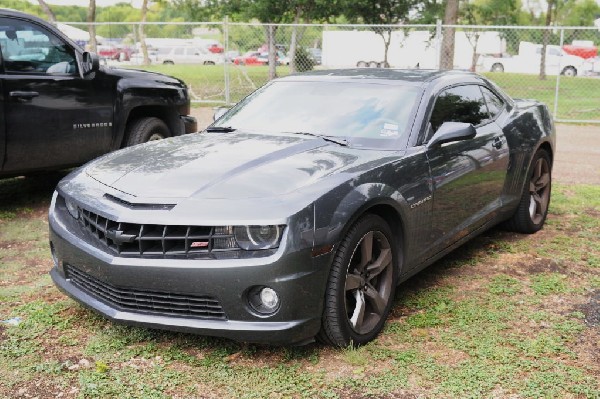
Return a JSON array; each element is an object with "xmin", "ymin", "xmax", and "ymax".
[
  {"xmin": 539, "ymin": 0, "xmax": 553, "ymax": 80},
  {"xmin": 289, "ymin": 8, "xmax": 302, "ymax": 74},
  {"xmin": 440, "ymin": 0, "xmax": 459, "ymax": 70},
  {"xmin": 468, "ymin": 33, "xmax": 480, "ymax": 72},
  {"xmin": 87, "ymin": 0, "xmax": 97, "ymax": 52},
  {"xmin": 38, "ymin": 0, "xmax": 56, "ymax": 24},
  {"xmin": 140, "ymin": 0, "xmax": 149, "ymax": 65},
  {"xmin": 265, "ymin": 25, "xmax": 278, "ymax": 80},
  {"xmin": 381, "ymin": 30, "xmax": 392, "ymax": 67}
]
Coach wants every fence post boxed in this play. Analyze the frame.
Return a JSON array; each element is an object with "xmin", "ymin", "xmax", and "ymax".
[
  {"xmin": 435, "ymin": 19, "xmax": 442, "ymax": 70},
  {"xmin": 553, "ymin": 28, "xmax": 564, "ymax": 120},
  {"xmin": 224, "ymin": 15, "xmax": 231, "ymax": 105}
]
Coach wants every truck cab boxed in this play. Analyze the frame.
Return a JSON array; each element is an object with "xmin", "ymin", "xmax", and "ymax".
[{"xmin": 0, "ymin": 9, "xmax": 197, "ymax": 177}]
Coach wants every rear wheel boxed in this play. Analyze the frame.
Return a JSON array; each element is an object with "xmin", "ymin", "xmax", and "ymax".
[
  {"xmin": 163, "ymin": 60, "xmax": 174, "ymax": 65},
  {"xmin": 318, "ymin": 214, "xmax": 397, "ymax": 347},
  {"xmin": 356, "ymin": 61, "xmax": 367, "ymax": 68},
  {"xmin": 204, "ymin": 61, "xmax": 216, "ymax": 65},
  {"xmin": 125, "ymin": 117, "xmax": 170, "ymax": 146},
  {"xmin": 562, "ymin": 66, "xmax": 577, "ymax": 77},
  {"xmin": 505, "ymin": 149, "xmax": 552, "ymax": 233}
]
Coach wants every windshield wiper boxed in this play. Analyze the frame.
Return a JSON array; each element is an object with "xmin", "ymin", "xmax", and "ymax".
[
  {"xmin": 205, "ymin": 126, "xmax": 236, "ymax": 133},
  {"xmin": 287, "ymin": 131, "xmax": 349, "ymax": 147}
]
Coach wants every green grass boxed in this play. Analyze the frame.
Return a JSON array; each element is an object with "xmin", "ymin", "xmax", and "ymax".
[
  {"xmin": 121, "ymin": 64, "xmax": 600, "ymax": 121},
  {"xmin": 0, "ymin": 176, "xmax": 599, "ymax": 398},
  {"xmin": 484, "ymin": 72, "xmax": 600, "ymax": 121}
]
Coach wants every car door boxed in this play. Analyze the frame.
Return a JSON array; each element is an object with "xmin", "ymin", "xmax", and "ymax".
[
  {"xmin": 425, "ymin": 84, "xmax": 509, "ymax": 249},
  {"xmin": 0, "ymin": 16, "xmax": 114, "ymax": 174}
]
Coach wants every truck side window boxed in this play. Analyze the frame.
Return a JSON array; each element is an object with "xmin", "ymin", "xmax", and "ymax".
[
  {"xmin": 429, "ymin": 85, "xmax": 489, "ymax": 135},
  {"xmin": 0, "ymin": 17, "xmax": 76, "ymax": 75}
]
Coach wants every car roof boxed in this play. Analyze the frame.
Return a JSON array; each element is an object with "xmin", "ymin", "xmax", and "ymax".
[
  {"xmin": 0, "ymin": 8, "xmax": 48, "ymax": 23},
  {"xmin": 278, "ymin": 69, "xmax": 482, "ymax": 86}
]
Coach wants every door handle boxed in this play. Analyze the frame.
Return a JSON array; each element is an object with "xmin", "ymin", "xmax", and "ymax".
[
  {"xmin": 492, "ymin": 136, "xmax": 503, "ymax": 149},
  {"xmin": 9, "ymin": 91, "xmax": 39, "ymax": 100}
]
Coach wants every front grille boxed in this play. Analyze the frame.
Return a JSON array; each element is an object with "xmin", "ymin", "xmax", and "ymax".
[
  {"xmin": 78, "ymin": 208, "xmax": 238, "ymax": 258},
  {"xmin": 66, "ymin": 265, "xmax": 226, "ymax": 320}
]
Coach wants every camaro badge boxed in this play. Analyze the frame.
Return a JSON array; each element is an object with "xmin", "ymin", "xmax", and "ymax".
[{"xmin": 410, "ymin": 195, "xmax": 432, "ymax": 209}]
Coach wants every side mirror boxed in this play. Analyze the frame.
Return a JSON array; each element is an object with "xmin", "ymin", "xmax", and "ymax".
[
  {"xmin": 427, "ymin": 122, "xmax": 476, "ymax": 148},
  {"xmin": 80, "ymin": 51, "xmax": 100, "ymax": 78},
  {"xmin": 213, "ymin": 106, "xmax": 230, "ymax": 121}
]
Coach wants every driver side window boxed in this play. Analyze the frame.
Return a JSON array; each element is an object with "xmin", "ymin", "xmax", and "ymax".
[
  {"xmin": 0, "ymin": 17, "xmax": 76, "ymax": 75},
  {"xmin": 428, "ymin": 85, "xmax": 490, "ymax": 139}
]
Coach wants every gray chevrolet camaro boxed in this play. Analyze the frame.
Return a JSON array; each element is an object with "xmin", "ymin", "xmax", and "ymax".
[{"xmin": 49, "ymin": 69, "xmax": 555, "ymax": 346}]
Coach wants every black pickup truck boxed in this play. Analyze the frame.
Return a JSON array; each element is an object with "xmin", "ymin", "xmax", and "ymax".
[{"xmin": 0, "ymin": 9, "xmax": 197, "ymax": 177}]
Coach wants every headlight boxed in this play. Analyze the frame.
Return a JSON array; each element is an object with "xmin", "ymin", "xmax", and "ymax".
[
  {"xmin": 234, "ymin": 225, "xmax": 284, "ymax": 250},
  {"xmin": 64, "ymin": 198, "xmax": 79, "ymax": 219}
]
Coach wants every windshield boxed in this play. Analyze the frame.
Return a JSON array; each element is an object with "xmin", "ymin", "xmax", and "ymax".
[{"xmin": 214, "ymin": 81, "xmax": 420, "ymax": 147}]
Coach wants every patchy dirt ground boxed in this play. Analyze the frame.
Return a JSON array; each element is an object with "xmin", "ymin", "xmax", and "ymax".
[{"xmin": 192, "ymin": 107, "xmax": 600, "ymax": 185}]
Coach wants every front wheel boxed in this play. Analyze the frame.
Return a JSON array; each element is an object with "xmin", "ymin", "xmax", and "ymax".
[
  {"xmin": 505, "ymin": 149, "xmax": 552, "ymax": 233},
  {"xmin": 491, "ymin": 63, "xmax": 504, "ymax": 73},
  {"xmin": 125, "ymin": 117, "xmax": 170, "ymax": 146},
  {"xmin": 318, "ymin": 214, "xmax": 398, "ymax": 347}
]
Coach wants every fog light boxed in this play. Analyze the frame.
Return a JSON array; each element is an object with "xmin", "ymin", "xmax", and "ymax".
[
  {"xmin": 248, "ymin": 286, "xmax": 280, "ymax": 315},
  {"xmin": 65, "ymin": 199, "xmax": 79, "ymax": 219},
  {"xmin": 260, "ymin": 288, "xmax": 279, "ymax": 310}
]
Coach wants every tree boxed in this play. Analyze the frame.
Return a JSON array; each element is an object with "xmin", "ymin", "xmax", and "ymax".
[
  {"xmin": 539, "ymin": 0, "xmax": 558, "ymax": 80},
  {"xmin": 139, "ymin": 0, "xmax": 150, "ymax": 65},
  {"xmin": 342, "ymin": 0, "xmax": 415, "ymax": 67},
  {"xmin": 440, "ymin": 0, "xmax": 459, "ymax": 69},
  {"xmin": 87, "ymin": 0, "xmax": 97, "ymax": 52},
  {"xmin": 37, "ymin": 0, "xmax": 57, "ymax": 24},
  {"xmin": 287, "ymin": 0, "xmax": 339, "ymax": 73}
]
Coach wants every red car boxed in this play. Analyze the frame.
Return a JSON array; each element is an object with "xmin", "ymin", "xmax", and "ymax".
[
  {"xmin": 563, "ymin": 44, "xmax": 598, "ymax": 59},
  {"xmin": 233, "ymin": 51, "xmax": 269, "ymax": 65},
  {"xmin": 207, "ymin": 44, "xmax": 224, "ymax": 53}
]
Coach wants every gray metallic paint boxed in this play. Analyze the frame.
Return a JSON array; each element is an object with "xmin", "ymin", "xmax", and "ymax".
[{"xmin": 49, "ymin": 70, "xmax": 555, "ymax": 344}]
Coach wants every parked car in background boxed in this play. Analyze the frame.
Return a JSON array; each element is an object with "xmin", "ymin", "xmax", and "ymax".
[
  {"xmin": 233, "ymin": 51, "xmax": 283, "ymax": 66},
  {"xmin": 0, "ymin": 9, "xmax": 196, "ymax": 178},
  {"xmin": 562, "ymin": 41, "xmax": 597, "ymax": 59},
  {"xmin": 156, "ymin": 46, "xmax": 224, "ymax": 65},
  {"xmin": 481, "ymin": 41, "xmax": 588, "ymax": 76},
  {"xmin": 97, "ymin": 44, "xmax": 133, "ymax": 61},
  {"xmin": 50, "ymin": 69, "xmax": 555, "ymax": 347},
  {"xmin": 308, "ymin": 47, "xmax": 322, "ymax": 65}
]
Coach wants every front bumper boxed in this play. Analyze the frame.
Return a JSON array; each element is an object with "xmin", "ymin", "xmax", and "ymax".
[
  {"xmin": 49, "ymin": 207, "xmax": 330, "ymax": 345},
  {"xmin": 181, "ymin": 115, "xmax": 198, "ymax": 134}
]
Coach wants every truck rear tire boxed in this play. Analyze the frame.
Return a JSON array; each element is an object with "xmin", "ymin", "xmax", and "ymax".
[{"xmin": 126, "ymin": 117, "xmax": 170, "ymax": 146}]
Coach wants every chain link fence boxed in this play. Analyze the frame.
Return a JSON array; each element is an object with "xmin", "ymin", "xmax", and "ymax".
[{"xmin": 63, "ymin": 21, "xmax": 600, "ymax": 123}]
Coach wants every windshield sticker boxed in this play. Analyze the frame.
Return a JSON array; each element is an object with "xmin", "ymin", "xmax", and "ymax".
[{"xmin": 380, "ymin": 123, "xmax": 399, "ymax": 137}]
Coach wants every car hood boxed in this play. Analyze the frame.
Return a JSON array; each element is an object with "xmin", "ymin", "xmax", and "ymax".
[
  {"xmin": 102, "ymin": 66, "xmax": 186, "ymax": 87},
  {"xmin": 85, "ymin": 132, "xmax": 385, "ymax": 200}
]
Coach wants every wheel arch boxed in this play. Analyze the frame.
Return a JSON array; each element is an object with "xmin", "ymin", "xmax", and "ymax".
[
  {"xmin": 332, "ymin": 197, "xmax": 408, "ymax": 276},
  {"xmin": 120, "ymin": 106, "xmax": 180, "ymax": 147}
]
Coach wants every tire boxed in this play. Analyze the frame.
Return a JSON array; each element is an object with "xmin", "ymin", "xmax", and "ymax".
[
  {"xmin": 125, "ymin": 117, "xmax": 170, "ymax": 146},
  {"xmin": 318, "ymin": 214, "xmax": 398, "ymax": 347},
  {"xmin": 562, "ymin": 66, "xmax": 577, "ymax": 77},
  {"xmin": 368, "ymin": 61, "xmax": 379, "ymax": 68},
  {"xmin": 505, "ymin": 149, "xmax": 552, "ymax": 234},
  {"xmin": 491, "ymin": 63, "xmax": 504, "ymax": 73},
  {"xmin": 163, "ymin": 60, "xmax": 174, "ymax": 65},
  {"xmin": 356, "ymin": 61, "xmax": 367, "ymax": 68},
  {"xmin": 204, "ymin": 61, "xmax": 216, "ymax": 65}
]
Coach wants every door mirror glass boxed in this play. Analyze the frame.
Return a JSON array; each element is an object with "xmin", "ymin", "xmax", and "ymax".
[
  {"xmin": 427, "ymin": 122, "xmax": 476, "ymax": 148},
  {"xmin": 213, "ymin": 106, "xmax": 230, "ymax": 121}
]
